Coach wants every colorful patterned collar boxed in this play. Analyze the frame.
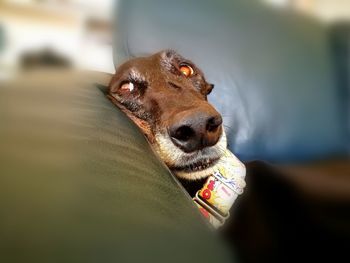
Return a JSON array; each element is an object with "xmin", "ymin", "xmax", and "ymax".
[{"xmin": 193, "ymin": 150, "xmax": 246, "ymax": 228}]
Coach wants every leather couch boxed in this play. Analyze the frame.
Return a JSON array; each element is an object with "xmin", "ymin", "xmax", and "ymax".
[{"xmin": 114, "ymin": 0, "xmax": 349, "ymax": 162}]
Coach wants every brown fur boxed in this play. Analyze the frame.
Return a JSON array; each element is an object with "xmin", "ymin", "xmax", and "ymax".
[{"xmin": 108, "ymin": 50, "xmax": 225, "ymax": 180}]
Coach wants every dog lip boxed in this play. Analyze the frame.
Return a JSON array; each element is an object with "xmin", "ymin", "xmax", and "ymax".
[{"xmin": 170, "ymin": 157, "xmax": 220, "ymax": 173}]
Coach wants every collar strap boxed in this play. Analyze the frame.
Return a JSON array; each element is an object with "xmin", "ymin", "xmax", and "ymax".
[{"xmin": 193, "ymin": 150, "xmax": 246, "ymax": 228}]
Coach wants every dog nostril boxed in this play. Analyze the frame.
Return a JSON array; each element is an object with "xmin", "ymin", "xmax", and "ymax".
[
  {"xmin": 172, "ymin": 126, "xmax": 194, "ymax": 142},
  {"xmin": 206, "ymin": 116, "xmax": 222, "ymax": 132}
]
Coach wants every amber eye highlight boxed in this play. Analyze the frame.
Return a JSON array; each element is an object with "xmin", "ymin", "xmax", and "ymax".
[{"xmin": 179, "ymin": 64, "xmax": 194, "ymax": 77}]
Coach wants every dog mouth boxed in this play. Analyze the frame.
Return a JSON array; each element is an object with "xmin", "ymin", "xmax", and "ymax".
[
  {"xmin": 171, "ymin": 157, "xmax": 220, "ymax": 173},
  {"xmin": 153, "ymin": 130, "xmax": 227, "ymax": 180}
]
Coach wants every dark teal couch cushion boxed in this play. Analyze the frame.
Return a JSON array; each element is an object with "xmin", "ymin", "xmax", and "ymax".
[
  {"xmin": 331, "ymin": 23, "xmax": 350, "ymax": 152},
  {"xmin": 114, "ymin": 0, "xmax": 348, "ymax": 162}
]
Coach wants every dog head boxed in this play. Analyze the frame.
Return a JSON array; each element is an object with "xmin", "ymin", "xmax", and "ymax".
[{"xmin": 109, "ymin": 50, "xmax": 226, "ymax": 180}]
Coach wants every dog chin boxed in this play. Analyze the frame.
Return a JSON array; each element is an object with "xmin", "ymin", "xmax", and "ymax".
[{"xmin": 153, "ymin": 130, "xmax": 227, "ymax": 181}]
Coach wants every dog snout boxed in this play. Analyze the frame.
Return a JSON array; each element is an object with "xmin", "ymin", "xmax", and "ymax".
[{"xmin": 169, "ymin": 109, "xmax": 223, "ymax": 153}]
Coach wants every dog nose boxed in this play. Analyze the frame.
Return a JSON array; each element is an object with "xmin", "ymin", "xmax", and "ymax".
[{"xmin": 169, "ymin": 110, "xmax": 223, "ymax": 153}]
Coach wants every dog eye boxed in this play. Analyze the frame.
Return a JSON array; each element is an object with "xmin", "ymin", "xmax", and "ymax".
[
  {"xmin": 179, "ymin": 64, "xmax": 194, "ymax": 77},
  {"xmin": 120, "ymin": 82, "xmax": 134, "ymax": 93}
]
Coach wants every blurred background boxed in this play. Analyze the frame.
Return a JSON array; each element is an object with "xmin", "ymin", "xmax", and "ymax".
[
  {"xmin": 1, "ymin": 1, "xmax": 349, "ymax": 262},
  {"xmin": 0, "ymin": 0, "xmax": 115, "ymax": 78},
  {"xmin": 1, "ymin": 0, "xmax": 350, "ymax": 79}
]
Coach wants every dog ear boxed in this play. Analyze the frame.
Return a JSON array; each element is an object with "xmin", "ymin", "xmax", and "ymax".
[{"xmin": 204, "ymin": 83, "xmax": 214, "ymax": 95}]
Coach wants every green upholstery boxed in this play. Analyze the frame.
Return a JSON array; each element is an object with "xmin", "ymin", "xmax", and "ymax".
[{"xmin": 0, "ymin": 70, "xmax": 232, "ymax": 263}]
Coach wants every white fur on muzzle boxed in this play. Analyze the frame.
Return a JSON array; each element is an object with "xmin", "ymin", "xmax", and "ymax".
[{"xmin": 153, "ymin": 130, "xmax": 227, "ymax": 180}]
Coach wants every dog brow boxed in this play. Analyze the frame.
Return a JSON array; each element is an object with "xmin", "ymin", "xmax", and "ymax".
[
  {"xmin": 160, "ymin": 50, "xmax": 180, "ymax": 73},
  {"xmin": 129, "ymin": 69, "xmax": 146, "ymax": 83}
]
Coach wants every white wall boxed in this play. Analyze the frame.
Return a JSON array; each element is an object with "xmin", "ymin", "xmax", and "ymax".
[
  {"xmin": 263, "ymin": 0, "xmax": 350, "ymax": 23},
  {"xmin": 0, "ymin": 0, "xmax": 115, "ymax": 74}
]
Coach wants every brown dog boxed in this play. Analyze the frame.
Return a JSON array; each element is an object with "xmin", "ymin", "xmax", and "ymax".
[{"xmin": 108, "ymin": 50, "xmax": 227, "ymax": 180}]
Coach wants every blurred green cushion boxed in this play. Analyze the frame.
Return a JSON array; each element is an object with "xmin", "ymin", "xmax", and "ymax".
[{"xmin": 0, "ymin": 70, "xmax": 232, "ymax": 263}]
